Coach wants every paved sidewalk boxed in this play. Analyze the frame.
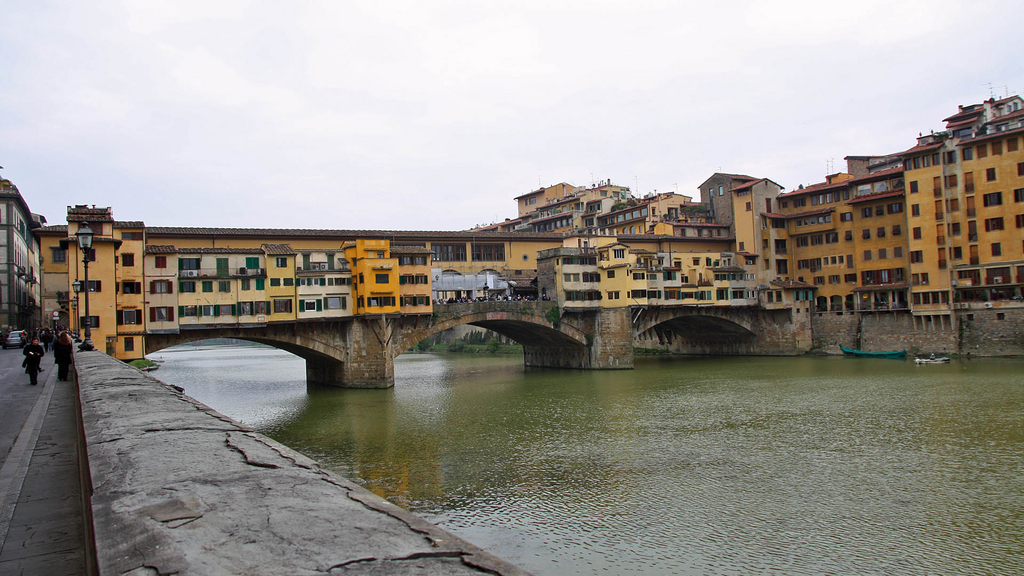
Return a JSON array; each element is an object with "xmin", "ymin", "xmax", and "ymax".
[{"xmin": 0, "ymin": 350, "xmax": 88, "ymax": 574}]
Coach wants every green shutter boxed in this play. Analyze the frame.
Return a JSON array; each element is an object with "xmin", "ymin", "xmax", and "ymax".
[
  {"xmin": 178, "ymin": 258, "xmax": 184, "ymax": 270},
  {"xmin": 302, "ymin": 254, "xmax": 310, "ymax": 269},
  {"xmin": 267, "ymin": 300, "xmax": 271, "ymax": 314},
  {"xmin": 399, "ymin": 275, "xmax": 406, "ymax": 285},
  {"xmin": 341, "ymin": 296, "xmax": 347, "ymax": 310},
  {"xmin": 213, "ymin": 305, "xmax": 220, "ymax": 317},
  {"xmin": 231, "ymin": 304, "xmax": 237, "ymax": 316},
  {"xmin": 198, "ymin": 306, "xmax": 204, "ymax": 317},
  {"xmin": 178, "ymin": 305, "xmax": 184, "ymax": 317},
  {"xmin": 256, "ymin": 278, "xmax": 265, "ymax": 290},
  {"xmin": 316, "ymin": 299, "xmax": 322, "ymax": 312},
  {"xmin": 246, "ymin": 256, "xmax": 259, "ymax": 268}
]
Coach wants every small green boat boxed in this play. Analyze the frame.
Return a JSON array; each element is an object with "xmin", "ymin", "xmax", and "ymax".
[{"xmin": 840, "ymin": 345, "xmax": 906, "ymax": 358}]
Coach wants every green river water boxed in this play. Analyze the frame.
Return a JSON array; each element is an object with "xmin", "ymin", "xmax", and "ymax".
[{"xmin": 149, "ymin": 346, "xmax": 1024, "ymax": 575}]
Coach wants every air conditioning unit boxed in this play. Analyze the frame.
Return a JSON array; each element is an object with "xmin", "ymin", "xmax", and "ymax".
[
  {"xmin": 182, "ymin": 270, "xmax": 198, "ymax": 277},
  {"xmin": 311, "ymin": 262, "xmax": 328, "ymax": 271},
  {"xmin": 239, "ymin": 267, "xmax": 248, "ymax": 274},
  {"xmin": 951, "ymin": 280, "xmax": 958, "ymax": 287}
]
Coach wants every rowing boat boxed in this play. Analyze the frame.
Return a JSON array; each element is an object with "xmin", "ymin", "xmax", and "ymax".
[{"xmin": 839, "ymin": 345, "xmax": 906, "ymax": 358}]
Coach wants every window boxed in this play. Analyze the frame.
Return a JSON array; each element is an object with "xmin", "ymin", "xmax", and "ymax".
[
  {"xmin": 894, "ymin": 246, "xmax": 903, "ymax": 258},
  {"xmin": 840, "ymin": 212, "xmax": 852, "ymax": 222},
  {"xmin": 122, "ymin": 281, "xmax": 142, "ymax": 294},
  {"xmin": 124, "ymin": 337, "xmax": 134, "ymax": 352},
  {"xmin": 607, "ymin": 270, "xmax": 615, "ymax": 279},
  {"xmin": 283, "ymin": 278, "xmax": 293, "ymax": 286},
  {"xmin": 863, "ymin": 250, "xmax": 872, "ymax": 261},
  {"xmin": 255, "ymin": 279, "xmax": 265, "ymax": 290},
  {"xmin": 179, "ymin": 281, "xmax": 196, "ymax": 293},
  {"xmin": 983, "ymin": 192, "xmax": 1003, "ymax": 207},
  {"xmin": 977, "ymin": 144, "xmax": 988, "ymax": 158},
  {"xmin": 910, "ymin": 250, "xmax": 923, "ymax": 263},
  {"xmin": 121, "ymin": 253, "xmax": 135, "ymax": 267},
  {"xmin": 151, "ymin": 307, "xmax": 173, "ymax": 322},
  {"xmin": 876, "ymin": 227, "xmax": 886, "ymax": 238},
  {"xmin": 219, "ymin": 280, "xmax": 231, "ymax": 292},
  {"xmin": 116, "ymin": 309, "xmax": 141, "ymax": 325},
  {"xmin": 240, "ymin": 278, "xmax": 250, "ymax": 290},
  {"xmin": 276, "ymin": 257, "xmax": 288, "ymax": 268},
  {"xmin": 326, "ymin": 296, "xmax": 347, "ymax": 310},
  {"xmin": 986, "ymin": 167, "xmax": 997, "ymax": 182},
  {"xmin": 87, "ymin": 280, "xmax": 102, "ymax": 292},
  {"xmin": 984, "ymin": 217, "xmax": 1004, "ymax": 231},
  {"xmin": 270, "ymin": 278, "xmax": 281, "ymax": 287},
  {"xmin": 155, "ymin": 255, "xmax": 167, "ymax": 268},
  {"xmin": 962, "ymin": 147, "xmax": 973, "ymax": 161},
  {"xmin": 845, "ymin": 230, "xmax": 853, "ymax": 241},
  {"xmin": 892, "ymin": 225, "xmax": 901, "ymax": 236},
  {"xmin": 911, "ymin": 204, "xmax": 920, "ymax": 217},
  {"xmin": 992, "ymin": 243, "xmax": 1002, "ymax": 256},
  {"xmin": 606, "ymin": 291, "xmax": 620, "ymax": 300},
  {"xmin": 909, "ymin": 181, "xmax": 918, "ymax": 194},
  {"xmin": 180, "ymin": 305, "xmax": 197, "ymax": 317},
  {"xmin": 472, "ymin": 243, "xmax": 505, "ymax": 261},
  {"xmin": 862, "ymin": 229, "xmax": 871, "ymax": 240},
  {"xmin": 614, "ymin": 249, "xmax": 625, "ymax": 259},
  {"xmin": 245, "ymin": 256, "xmax": 260, "ymax": 269},
  {"xmin": 992, "ymin": 141, "xmax": 1003, "ymax": 155},
  {"xmin": 273, "ymin": 299, "xmax": 292, "ymax": 313},
  {"xmin": 202, "ymin": 280, "xmax": 213, "ymax": 293},
  {"xmin": 50, "ymin": 248, "xmax": 66, "ymax": 263},
  {"xmin": 150, "ymin": 280, "xmax": 173, "ymax": 294},
  {"xmin": 862, "ymin": 207, "xmax": 872, "ymax": 218},
  {"xmin": 878, "ymin": 248, "xmax": 887, "ymax": 259},
  {"xmin": 200, "ymin": 305, "xmax": 214, "ymax": 317},
  {"xmin": 375, "ymin": 273, "xmax": 389, "ymax": 284},
  {"xmin": 432, "ymin": 243, "xmax": 467, "ymax": 262},
  {"xmin": 745, "ymin": 201, "xmax": 752, "ymax": 211},
  {"xmin": 946, "ymin": 174, "xmax": 958, "ymax": 188}
]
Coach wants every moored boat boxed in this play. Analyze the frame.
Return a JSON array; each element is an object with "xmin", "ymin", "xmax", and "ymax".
[{"xmin": 839, "ymin": 345, "xmax": 906, "ymax": 358}]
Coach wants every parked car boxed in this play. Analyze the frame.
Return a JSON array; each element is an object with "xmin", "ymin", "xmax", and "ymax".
[{"xmin": 3, "ymin": 330, "xmax": 26, "ymax": 349}]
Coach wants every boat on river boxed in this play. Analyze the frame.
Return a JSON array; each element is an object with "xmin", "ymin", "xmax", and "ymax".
[
  {"xmin": 915, "ymin": 356, "xmax": 951, "ymax": 364},
  {"xmin": 839, "ymin": 345, "xmax": 906, "ymax": 358}
]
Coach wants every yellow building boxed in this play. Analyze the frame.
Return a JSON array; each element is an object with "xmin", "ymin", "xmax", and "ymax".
[
  {"xmin": 263, "ymin": 244, "xmax": 297, "ymax": 322},
  {"xmin": 61, "ymin": 207, "xmax": 122, "ymax": 355},
  {"xmin": 344, "ymin": 239, "xmax": 399, "ymax": 315},
  {"xmin": 393, "ymin": 246, "xmax": 433, "ymax": 314}
]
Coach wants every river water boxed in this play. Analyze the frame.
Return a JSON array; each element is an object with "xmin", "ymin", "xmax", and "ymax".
[{"xmin": 148, "ymin": 346, "xmax": 1024, "ymax": 575}]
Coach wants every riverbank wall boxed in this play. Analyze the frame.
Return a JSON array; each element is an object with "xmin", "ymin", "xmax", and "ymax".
[
  {"xmin": 74, "ymin": 351, "xmax": 528, "ymax": 575},
  {"xmin": 810, "ymin": 307, "xmax": 1024, "ymax": 356}
]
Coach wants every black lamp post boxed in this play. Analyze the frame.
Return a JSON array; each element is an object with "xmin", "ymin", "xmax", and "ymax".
[
  {"xmin": 76, "ymin": 223, "xmax": 95, "ymax": 351},
  {"xmin": 71, "ymin": 280, "xmax": 82, "ymax": 339}
]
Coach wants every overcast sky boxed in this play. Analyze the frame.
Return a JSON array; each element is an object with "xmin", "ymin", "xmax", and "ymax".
[{"xmin": 2, "ymin": 1, "xmax": 1023, "ymax": 231}]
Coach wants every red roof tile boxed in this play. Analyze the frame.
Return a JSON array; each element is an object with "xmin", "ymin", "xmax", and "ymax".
[{"xmin": 846, "ymin": 189, "xmax": 905, "ymax": 205}]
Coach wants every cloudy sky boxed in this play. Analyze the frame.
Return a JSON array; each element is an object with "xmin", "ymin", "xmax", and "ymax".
[{"xmin": 2, "ymin": 1, "xmax": 1023, "ymax": 231}]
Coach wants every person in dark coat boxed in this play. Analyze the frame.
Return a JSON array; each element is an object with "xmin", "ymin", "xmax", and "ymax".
[
  {"xmin": 53, "ymin": 331, "xmax": 74, "ymax": 382},
  {"xmin": 23, "ymin": 338, "xmax": 45, "ymax": 385}
]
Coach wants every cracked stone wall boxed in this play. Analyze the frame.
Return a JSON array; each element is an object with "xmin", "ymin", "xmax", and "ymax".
[{"xmin": 74, "ymin": 352, "xmax": 529, "ymax": 576}]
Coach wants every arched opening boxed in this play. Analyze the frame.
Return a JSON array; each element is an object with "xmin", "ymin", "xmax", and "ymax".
[
  {"xmin": 815, "ymin": 296, "xmax": 829, "ymax": 313},
  {"xmin": 830, "ymin": 295, "xmax": 843, "ymax": 312},
  {"xmin": 647, "ymin": 314, "xmax": 756, "ymax": 344}
]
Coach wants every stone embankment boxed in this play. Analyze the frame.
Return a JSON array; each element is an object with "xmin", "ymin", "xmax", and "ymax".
[{"xmin": 76, "ymin": 352, "xmax": 528, "ymax": 575}]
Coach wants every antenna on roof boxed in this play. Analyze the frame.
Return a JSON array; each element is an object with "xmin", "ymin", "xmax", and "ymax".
[{"xmin": 986, "ymin": 82, "xmax": 994, "ymax": 99}]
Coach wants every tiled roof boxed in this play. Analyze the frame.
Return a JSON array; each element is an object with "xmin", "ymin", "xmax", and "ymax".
[
  {"xmin": 730, "ymin": 178, "xmax": 766, "ymax": 192},
  {"xmin": 672, "ymin": 221, "xmax": 729, "ymax": 228},
  {"xmin": 144, "ymin": 226, "xmax": 564, "ymax": 241},
  {"xmin": 35, "ymin": 225, "xmax": 68, "ymax": 234},
  {"xmin": 899, "ymin": 141, "xmax": 944, "ymax": 156},
  {"xmin": 942, "ymin": 107, "xmax": 982, "ymax": 123},
  {"xmin": 992, "ymin": 108, "xmax": 1024, "ymax": 123},
  {"xmin": 711, "ymin": 266, "xmax": 747, "ymax": 273},
  {"xmin": 178, "ymin": 247, "xmax": 265, "ymax": 254},
  {"xmin": 262, "ymin": 243, "xmax": 295, "ymax": 255},
  {"xmin": 389, "ymin": 245, "xmax": 433, "ymax": 255},
  {"xmin": 145, "ymin": 245, "xmax": 177, "ymax": 254},
  {"xmin": 113, "ymin": 221, "xmax": 145, "ymax": 228},
  {"xmin": 67, "ymin": 206, "xmax": 114, "ymax": 223},
  {"xmin": 846, "ymin": 189, "xmax": 905, "ymax": 205},
  {"xmin": 698, "ymin": 173, "xmax": 756, "ymax": 188},
  {"xmin": 777, "ymin": 179, "xmax": 848, "ymax": 198},
  {"xmin": 958, "ymin": 123, "xmax": 1024, "ymax": 145},
  {"xmin": 849, "ymin": 166, "xmax": 902, "ymax": 184}
]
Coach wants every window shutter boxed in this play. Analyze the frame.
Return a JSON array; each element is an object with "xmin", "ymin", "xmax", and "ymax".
[
  {"xmin": 168, "ymin": 307, "xmax": 174, "ymax": 322},
  {"xmin": 178, "ymin": 306, "xmax": 184, "ymax": 317},
  {"xmin": 231, "ymin": 304, "xmax": 237, "ymax": 316},
  {"xmin": 323, "ymin": 297, "xmax": 329, "ymax": 310},
  {"xmin": 198, "ymin": 306, "xmax": 204, "ymax": 317},
  {"xmin": 316, "ymin": 299, "xmax": 322, "ymax": 312},
  {"xmin": 150, "ymin": 308, "xmax": 157, "ymax": 322},
  {"xmin": 95, "ymin": 280, "xmax": 101, "ymax": 292},
  {"xmin": 266, "ymin": 300, "xmax": 271, "ymax": 314},
  {"xmin": 178, "ymin": 258, "xmax": 184, "ymax": 270},
  {"xmin": 116, "ymin": 311, "xmax": 124, "ymax": 325},
  {"xmin": 150, "ymin": 281, "xmax": 156, "ymax": 294}
]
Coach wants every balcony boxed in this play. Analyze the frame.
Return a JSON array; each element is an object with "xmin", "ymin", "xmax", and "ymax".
[{"xmin": 179, "ymin": 267, "xmax": 265, "ymax": 278}]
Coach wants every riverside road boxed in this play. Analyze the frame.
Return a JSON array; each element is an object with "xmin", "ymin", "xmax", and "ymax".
[{"xmin": 0, "ymin": 346, "xmax": 87, "ymax": 574}]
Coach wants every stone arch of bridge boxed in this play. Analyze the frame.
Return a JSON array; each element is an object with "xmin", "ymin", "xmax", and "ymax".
[
  {"xmin": 634, "ymin": 307, "xmax": 758, "ymax": 342},
  {"xmin": 392, "ymin": 309, "xmax": 589, "ymax": 357},
  {"xmin": 144, "ymin": 328, "xmax": 348, "ymax": 370}
]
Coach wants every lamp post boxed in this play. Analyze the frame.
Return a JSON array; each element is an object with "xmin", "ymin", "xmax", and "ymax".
[
  {"xmin": 76, "ymin": 223, "xmax": 95, "ymax": 351},
  {"xmin": 71, "ymin": 280, "xmax": 82, "ymax": 339}
]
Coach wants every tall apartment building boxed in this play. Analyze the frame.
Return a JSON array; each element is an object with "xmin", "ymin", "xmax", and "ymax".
[{"xmin": 0, "ymin": 176, "xmax": 44, "ymax": 331}]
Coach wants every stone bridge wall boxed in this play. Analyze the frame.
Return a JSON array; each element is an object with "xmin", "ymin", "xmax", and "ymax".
[{"xmin": 633, "ymin": 306, "xmax": 812, "ymax": 356}]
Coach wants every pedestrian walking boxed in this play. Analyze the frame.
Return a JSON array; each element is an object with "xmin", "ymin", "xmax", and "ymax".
[
  {"xmin": 53, "ymin": 331, "xmax": 74, "ymax": 382},
  {"xmin": 41, "ymin": 328, "xmax": 53, "ymax": 352},
  {"xmin": 23, "ymin": 337, "xmax": 45, "ymax": 385}
]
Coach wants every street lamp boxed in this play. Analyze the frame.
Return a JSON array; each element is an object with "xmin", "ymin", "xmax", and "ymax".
[
  {"xmin": 71, "ymin": 280, "xmax": 82, "ymax": 338},
  {"xmin": 76, "ymin": 223, "xmax": 95, "ymax": 351}
]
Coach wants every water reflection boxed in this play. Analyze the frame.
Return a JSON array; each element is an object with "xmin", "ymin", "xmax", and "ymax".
[{"xmin": 154, "ymin": 347, "xmax": 1024, "ymax": 576}]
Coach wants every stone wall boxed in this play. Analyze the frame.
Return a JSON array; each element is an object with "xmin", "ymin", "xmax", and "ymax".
[
  {"xmin": 960, "ymin": 307, "xmax": 1024, "ymax": 356},
  {"xmin": 75, "ymin": 351, "xmax": 527, "ymax": 576},
  {"xmin": 812, "ymin": 311, "xmax": 958, "ymax": 355},
  {"xmin": 810, "ymin": 311, "xmax": 859, "ymax": 351}
]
